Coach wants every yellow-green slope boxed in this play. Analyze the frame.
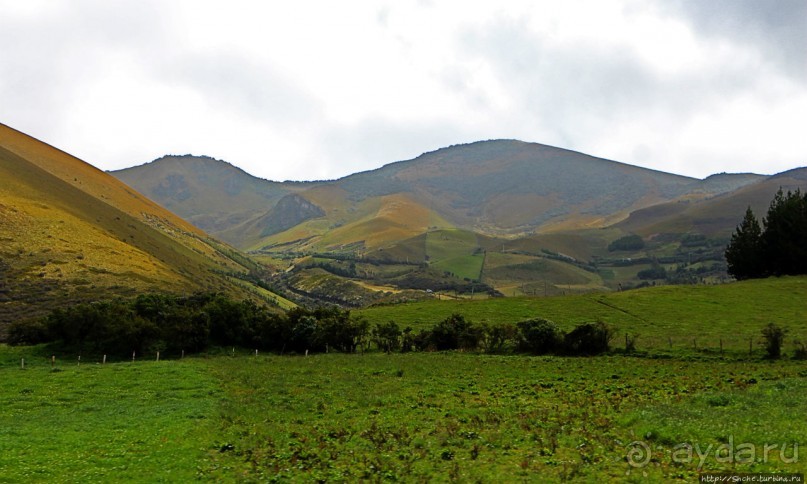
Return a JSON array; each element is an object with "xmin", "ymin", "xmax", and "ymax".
[{"xmin": 0, "ymin": 123, "xmax": 275, "ymax": 331}]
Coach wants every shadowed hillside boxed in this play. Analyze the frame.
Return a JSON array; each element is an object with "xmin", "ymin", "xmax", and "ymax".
[
  {"xmin": 113, "ymin": 155, "xmax": 310, "ymax": 238},
  {"xmin": 617, "ymin": 167, "xmax": 807, "ymax": 237},
  {"xmin": 0, "ymin": 124, "xmax": 282, "ymax": 334}
]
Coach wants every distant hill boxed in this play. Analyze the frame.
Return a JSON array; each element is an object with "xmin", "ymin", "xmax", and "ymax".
[
  {"xmin": 113, "ymin": 155, "xmax": 311, "ymax": 236},
  {"xmin": 113, "ymin": 140, "xmax": 762, "ymax": 252},
  {"xmin": 616, "ymin": 168, "xmax": 807, "ymax": 237},
  {"xmin": 0, "ymin": 124, "xmax": 282, "ymax": 334},
  {"xmin": 110, "ymin": 140, "xmax": 790, "ymax": 302}
]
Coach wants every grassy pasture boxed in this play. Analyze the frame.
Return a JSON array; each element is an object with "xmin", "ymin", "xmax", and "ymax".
[
  {"xmin": 2, "ymin": 277, "xmax": 806, "ymax": 480},
  {"xmin": 1, "ymin": 349, "xmax": 805, "ymax": 481},
  {"xmin": 358, "ymin": 276, "xmax": 807, "ymax": 356},
  {"xmin": 0, "ymin": 348, "xmax": 218, "ymax": 482},
  {"xmin": 426, "ymin": 229, "xmax": 485, "ymax": 282}
]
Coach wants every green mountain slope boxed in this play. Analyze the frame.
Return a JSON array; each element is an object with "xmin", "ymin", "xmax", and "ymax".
[{"xmin": 0, "ymin": 123, "xmax": 279, "ymax": 335}]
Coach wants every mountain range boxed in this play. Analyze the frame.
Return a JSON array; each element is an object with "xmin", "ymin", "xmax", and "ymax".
[
  {"xmin": 112, "ymin": 140, "xmax": 805, "ymax": 304},
  {"xmin": 114, "ymin": 141, "xmax": 767, "ymax": 250}
]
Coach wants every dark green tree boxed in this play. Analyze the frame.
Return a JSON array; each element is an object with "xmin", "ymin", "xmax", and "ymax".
[
  {"xmin": 372, "ymin": 321, "xmax": 402, "ymax": 353},
  {"xmin": 761, "ymin": 189, "xmax": 807, "ymax": 276},
  {"xmin": 725, "ymin": 206, "xmax": 764, "ymax": 280},
  {"xmin": 431, "ymin": 313, "xmax": 479, "ymax": 350}
]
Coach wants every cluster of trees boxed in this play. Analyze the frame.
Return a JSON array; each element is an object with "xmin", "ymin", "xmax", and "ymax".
[
  {"xmin": 8, "ymin": 293, "xmax": 613, "ymax": 357},
  {"xmin": 608, "ymin": 234, "xmax": 645, "ymax": 252},
  {"xmin": 725, "ymin": 189, "xmax": 807, "ymax": 279},
  {"xmin": 7, "ymin": 294, "xmax": 368, "ymax": 356},
  {"xmin": 375, "ymin": 315, "xmax": 612, "ymax": 355}
]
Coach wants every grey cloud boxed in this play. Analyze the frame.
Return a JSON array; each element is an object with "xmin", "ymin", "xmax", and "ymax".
[
  {"xmin": 665, "ymin": 0, "xmax": 807, "ymax": 80},
  {"xmin": 456, "ymin": 14, "xmax": 777, "ymax": 144}
]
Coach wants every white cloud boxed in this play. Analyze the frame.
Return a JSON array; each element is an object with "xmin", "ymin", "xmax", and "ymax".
[{"xmin": 0, "ymin": 0, "xmax": 804, "ymax": 182}]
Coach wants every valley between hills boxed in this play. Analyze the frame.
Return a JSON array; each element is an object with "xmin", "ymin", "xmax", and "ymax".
[{"xmin": 113, "ymin": 138, "xmax": 805, "ymax": 308}]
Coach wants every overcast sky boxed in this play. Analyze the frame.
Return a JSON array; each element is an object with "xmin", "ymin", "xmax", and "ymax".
[{"xmin": 2, "ymin": 1, "xmax": 805, "ymax": 181}]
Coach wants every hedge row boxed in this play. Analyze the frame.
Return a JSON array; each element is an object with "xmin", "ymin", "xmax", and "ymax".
[{"xmin": 7, "ymin": 293, "xmax": 613, "ymax": 356}]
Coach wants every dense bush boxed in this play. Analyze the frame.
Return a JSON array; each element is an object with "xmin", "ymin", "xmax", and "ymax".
[
  {"xmin": 562, "ymin": 322, "xmax": 613, "ymax": 355},
  {"xmin": 7, "ymin": 319, "xmax": 50, "ymax": 346},
  {"xmin": 761, "ymin": 323, "xmax": 787, "ymax": 360},
  {"xmin": 11, "ymin": 293, "xmax": 369, "ymax": 356},
  {"xmin": 637, "ymin": 263, "xmax": 667, "ymax": 280},
  {"xmin": 479, "ymin": 322, "xmax": 517, "ymax": 353},
  {"xmin": 516, "ymin": 318, "xmax": 562, "ymax": 354}
]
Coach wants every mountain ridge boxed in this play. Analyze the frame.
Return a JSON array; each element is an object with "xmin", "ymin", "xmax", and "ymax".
[{"xmin": 113, "ymin": 139, "xmax": 765, "ymax": 251}]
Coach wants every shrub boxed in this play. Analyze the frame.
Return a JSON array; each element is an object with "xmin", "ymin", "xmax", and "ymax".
[
  {"xmin": 413, "ymin": 329, "xmax": 433, "ymax": 351},
  {"xmin": 315, "ymin": 309, "xmax": 368, "ymax": 353},
  {"xmin": 563, "ymin": 322, "xmax": 613, "ymax": 355},
  {"xmin": 516, "ymin": 319, "xmax": 562, "ymax": 354},
  {"xmin": 793, "ymin": 340, "xmax": 807, "ymax": 360},
  {"xmin": 480, "ymin": 322, "xmax": 517, "ymax": 353},
  {"xmin": 761, "ymin": 323, "xmax": 787, "ymax": 359}
]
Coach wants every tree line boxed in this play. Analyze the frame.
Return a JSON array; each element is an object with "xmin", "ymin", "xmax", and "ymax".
[
  {"xmin": 7, "ymin": 293, "xmax": 613, "ymax": 357},
  {"xmin": 725, "ymin": 188, "xmax": 807, "ymax": 280}
]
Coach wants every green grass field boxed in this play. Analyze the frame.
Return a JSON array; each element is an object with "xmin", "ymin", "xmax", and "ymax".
[
  {"xmin": 0, "ymin": 348, "xmax": 218, "ymax": 482},
  {"xmin": 358, "ymin": 276, "xmax": 807, "ymax": 356},
  {"xmin": 1, "ymin": 349, "xmax": 805, "ymax": 481},
  {"xmin": 2, "ymin": 277, "xmax": 806, "ymax": 481}
]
